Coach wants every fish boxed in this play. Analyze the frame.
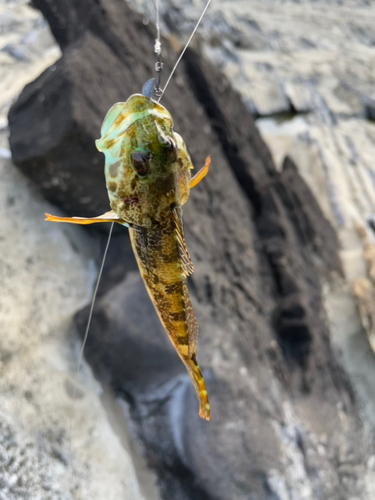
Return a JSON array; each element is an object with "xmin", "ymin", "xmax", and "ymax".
[{"xmin": 45, "ymin": 93, "xmax": 211, "ymax": 420}]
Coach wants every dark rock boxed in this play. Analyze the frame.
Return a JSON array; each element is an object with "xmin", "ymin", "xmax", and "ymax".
[
  {"xmin": 77, "ymin": 38, "xmax": 365, "ymax": 500},
  {"xmin": 9, "ymin": 0, "xmax": 179, "ymax": 218},
  {"xmin": 76, "ymin": 273, "xmax": 184, "ymax": 397},
  {"xmin": 96, "ymin": 232, "xmax": 138, "ymax": 297},
  {"xmin": 364, "ymin": 97, "xmax": 375, "ymax": 122},
  {"xmin": 9, "ymin": 1, "xmax": 373, "ymax": 499},
  {"xmin": 9, "ymin": 33, "xmax": 120, "ymax": 217}
]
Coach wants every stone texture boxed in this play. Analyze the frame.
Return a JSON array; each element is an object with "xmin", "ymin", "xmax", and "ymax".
[
  {"xmin": 0, "ymin": 2, "xmax": 159, "ymax": 498},
  {"xmin": 0, "ymin": 0, "xmax": 61, "ymax": 120},
  {"xmin": 7, "ymin": 0, "xmax": 375, "ymax": 499},
  {"xmin": 128, "ymin": 0, "xmax": 375, "ymax": 488},
  {"xmin": 352, "ymin": 223, "xmax": 375, "ymax": 355},
  {"xmin": 135, "ymin": 0, "xmax": 375, "ymax": 223},
  {"xmin": 0, "ymin": 150, "xmax": 153, "ymax": 500},
  {"xmin": 8, "ymin": 0, "xmax": 193, "ymax": 219}
]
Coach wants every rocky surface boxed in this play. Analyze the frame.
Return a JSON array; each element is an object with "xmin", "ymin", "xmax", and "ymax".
[
  {"xmin": 127, "ymin": 0, "xmax": 375, "ymax": 345},
  {"xmin": 0, "ymin": 0, "xmax": 60, "ymax": 121},
  {"xmin": 8, "ymin": 0, "xmax": 190, "ymax": 219},
  {"xmin": 0, "ymin": 150, "xmax": 156, "ymax": 500},
  {"xmin": 130, "ymin": 0, "xmax": 375, "ymax": 490},
  {"xmin": 352, "ymin": 223, "xmax": 375, "ymax": 361},
  {"xmin": 0, "ymin": 2, "xmax": 158, "ymax": 499},
  {"xmin": 6, "ymin": 0, "xmax": 375, "ymax": 499}
]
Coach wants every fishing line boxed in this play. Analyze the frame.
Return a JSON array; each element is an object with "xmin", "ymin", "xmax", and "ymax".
[
  {"xmin": 154, "ymin": 0, "xmax": 163, "ymax": 96},
  {"xmin": 72, "ymin": 0, "xmax": 212, "ymax": 393},
  {"xmin": 69, "ymin": 0, "xmax": 211, "ymax": 454},
  {"xmin": 158, "ymin": 0, "xmax": 212, "ymax": 102},
  {"xmin": 155, "ymin": 0, "xmax": 160, "ymax": 43},
  {"xmin": 69, "ymin": 222, "xmax": 114, "ymax": 450}
]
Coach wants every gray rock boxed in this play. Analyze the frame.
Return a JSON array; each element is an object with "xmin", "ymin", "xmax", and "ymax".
[
  {"xmin": 0, "ymin": 152, "xmax": 152, "ymax": 500},
  {"xmin": 8, "ymin": 0, "xmax": 375, "ymax": 499},
  {"xmin": 9, "ymin": 0, "xmax": 163, "ymax": 217},
  {"xmin": 364, "ymin": 97, "xmax": 375, "ymax": 122}
]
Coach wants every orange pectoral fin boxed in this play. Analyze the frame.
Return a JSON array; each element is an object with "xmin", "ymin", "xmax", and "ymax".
[
  {"xmin": 45, "ymin": 210, "xmax": 123, "ymax": 225},
  {"xmin": 190, "ymin": 156, "xmax": 211, "ymax": 189}
]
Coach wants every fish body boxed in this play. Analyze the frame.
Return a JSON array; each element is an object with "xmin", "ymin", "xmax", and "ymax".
[
  {"xmin": 96, "ymin": 95, "xmax": 210, "ymax": 420},
  {"xmin": 46, "ymin": 94, "xmax": 210, "ymax": 419}
]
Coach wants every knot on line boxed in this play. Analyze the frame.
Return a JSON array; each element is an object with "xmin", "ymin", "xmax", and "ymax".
[{"xmin": 154, "ymin": 39, "xmax": 161, "ymax": 55}]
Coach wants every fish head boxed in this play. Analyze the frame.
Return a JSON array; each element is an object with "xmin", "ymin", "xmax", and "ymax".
[{"xmin": 96, "ymin": 94, "xmax": 192, "ymax": 226}]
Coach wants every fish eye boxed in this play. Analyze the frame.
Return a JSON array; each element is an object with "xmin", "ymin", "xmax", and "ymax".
[{"xmin": 130, "ymin": 151, "xmax": 152, "ymax": 177}]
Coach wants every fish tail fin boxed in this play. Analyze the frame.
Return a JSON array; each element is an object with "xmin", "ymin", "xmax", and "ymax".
[{"xmin": 184, "ymin": 354, "xmax": 210, "ymax": 421}]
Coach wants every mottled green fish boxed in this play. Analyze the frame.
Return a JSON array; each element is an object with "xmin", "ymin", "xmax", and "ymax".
[{"xmin": 46, "ymin": 94, "xmax": 211, "ymax": 420}]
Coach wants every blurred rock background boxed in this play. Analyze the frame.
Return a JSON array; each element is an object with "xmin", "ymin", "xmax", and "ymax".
[
  {"xmin": 2, "ymin": 0, "xmax": 375, "ymax": 499},
  {"xmin": 129, "ymin": 0, "xmax": 375, "ymax": 395},
  {"xmin": 0, "ymin": 2, "xmax": 158, "ymax": 499}
]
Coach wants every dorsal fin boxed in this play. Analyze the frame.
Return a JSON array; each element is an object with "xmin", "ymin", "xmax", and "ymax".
[{"xmin": 172, "ymin": 208, "xmax": 194, "ymax": 278}]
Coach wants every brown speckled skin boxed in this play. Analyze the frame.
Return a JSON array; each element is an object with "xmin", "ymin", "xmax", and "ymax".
[{"xmin": 97, "ymin": 95, "xmax": 210, "ymax": 420}]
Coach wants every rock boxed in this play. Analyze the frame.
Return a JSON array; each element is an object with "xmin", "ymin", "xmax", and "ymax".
[
  {"xmin": 243, "ymin": 81, "xmax": 292, "ymax": 117},
  {"xmin": 364, "ymin": 97, "xmax": 375, "ymax": 122},
  {"xmin": 177, "ymin": 2, "xmax": 375, "ymax": 442},
  {"xmin": 352, "ymin": 223, "xmax": 375, "ymax": 355},
  {"xmin": 76, "ymin": 143, "xmax": 369, "ymax": 499},
  {"xmin": 0, "ymin": 3, "xmax": 159, "ymax": 498},
  {"xmin": 352, "ymin": 277, "xmax": 375, "ymax": 354},
  {"xmin": 135, "ymin": 0, "xmax": 375, "ymax": 237},
  {"xmin": 8, "ymin": 0, "xmax": 375, "ymax": 499},
  {"xmin": 0, "ymin": 0, "xmax": 60, "ymax": 119},
  {"xmin": 8, "ymin": 30, "xmax": 141, "ymax": 218},
  {"xmin": 0, "ymin": 153, "xmax": 151, "ymax": 500},
  {"xmin": 9, "ymin": 0, "xmax": 169, "ymax": 218}
]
